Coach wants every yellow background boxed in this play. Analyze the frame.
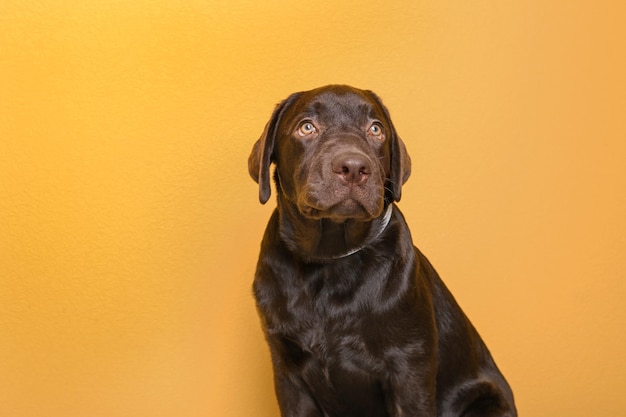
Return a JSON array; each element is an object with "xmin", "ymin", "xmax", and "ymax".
[{"xmin": 1, "ymin": 1, "xmax": 625, "ymax": 416}]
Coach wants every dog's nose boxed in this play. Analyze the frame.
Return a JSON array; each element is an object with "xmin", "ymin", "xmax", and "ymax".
[{"xmin": 332, "ymin": 153, "xmax": 371, "ymax": 185}]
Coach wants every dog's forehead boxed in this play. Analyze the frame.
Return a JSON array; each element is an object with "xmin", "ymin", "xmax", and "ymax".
[{"xmin": 290, "ymin": 87, "xmax": 382, "ymax": 124}]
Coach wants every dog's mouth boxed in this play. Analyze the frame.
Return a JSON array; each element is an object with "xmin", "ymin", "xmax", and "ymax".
[{"xmin": 299, "ymin": 194, "xmax": 383, "ymax": 221}]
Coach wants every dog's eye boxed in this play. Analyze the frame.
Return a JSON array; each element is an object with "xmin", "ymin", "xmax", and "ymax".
[
  {"xmin": 368, "ymin": 123, "xmax": 384, "ymax": 139},
  {"xmin": 297, "ymin": 121, "xmax": 317, "ymax": 137}
]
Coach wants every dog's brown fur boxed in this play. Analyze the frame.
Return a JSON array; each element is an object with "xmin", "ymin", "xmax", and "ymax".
[{"xmin": 249, "ymin": 85, "xmax": 516, "ymax": 417}]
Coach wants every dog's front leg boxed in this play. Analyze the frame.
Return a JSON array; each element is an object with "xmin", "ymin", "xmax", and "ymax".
[
  {"xmin": 272, "ymin": 370, "xmax": 324, "ymax": 417},
  {"xmin": 385, "ymin": 377, "xmax": 437, "ymax": 417},
  {"xmin": 382, "ymin": 350, "xmax": 438, "ymax": 417},
  {"xmin": 267, "ymin": 340, "xmax": 324, "ymax": 417}
]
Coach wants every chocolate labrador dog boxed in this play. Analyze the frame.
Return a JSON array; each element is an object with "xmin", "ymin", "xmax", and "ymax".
[{"xmin": 248, "ymin": 85, "xmax": 516, "ymax": 417}]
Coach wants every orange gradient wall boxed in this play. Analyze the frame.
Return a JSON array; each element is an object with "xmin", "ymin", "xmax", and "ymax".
[{"xmin": 1, "ymin": 1, "xmax": 625, "ymax": 416}]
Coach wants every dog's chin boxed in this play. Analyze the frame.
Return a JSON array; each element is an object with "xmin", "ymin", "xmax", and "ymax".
[{"xmin": 300, "ymin": 198, "xmax": 382, "ymax": 222}]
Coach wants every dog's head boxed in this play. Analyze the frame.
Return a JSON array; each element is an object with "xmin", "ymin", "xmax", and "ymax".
[{"xmin": 249, "ymin": 85, "xmax": 411, "ymax": 221}]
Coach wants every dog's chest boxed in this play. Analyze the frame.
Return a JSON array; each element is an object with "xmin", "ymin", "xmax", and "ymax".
[{"xmin": 262, "ymin": 264, "xmax": 391, "ymax": 375}]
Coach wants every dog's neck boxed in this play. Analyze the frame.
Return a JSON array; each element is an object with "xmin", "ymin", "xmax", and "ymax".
[{"xmin": 277, "ymin": 196, "xmax": 394, "ymax": 262}]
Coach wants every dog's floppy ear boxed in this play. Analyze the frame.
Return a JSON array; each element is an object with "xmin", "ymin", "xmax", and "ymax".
[
  {"xmin": 390, "ymin": 129, "xmax": 411, "ymax": 202},
  {"xmin": 248, "ymin": 94, "xmax": 297, "ymax": 204},
  {"xmin": 368, "ymin": 91, "xmax": 412, "ymax": 202}
]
